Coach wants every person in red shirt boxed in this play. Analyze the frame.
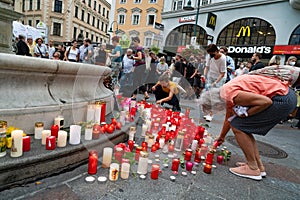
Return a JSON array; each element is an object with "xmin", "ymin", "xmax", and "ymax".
[{"xmin": 200, "ymin": 72, "xmax": 298, "ymax": 180}]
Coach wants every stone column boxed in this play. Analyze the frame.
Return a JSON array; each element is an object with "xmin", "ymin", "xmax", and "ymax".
[{"xmin": 0, "ymin": 0, "xmax": 23, "ymax": 53}]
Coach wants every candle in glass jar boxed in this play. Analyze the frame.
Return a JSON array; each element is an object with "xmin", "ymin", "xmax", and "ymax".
[
  {"xmin": 141, "ymin": 124, "xmax": 148, "ymax": 137},
  {"xmin": 109, "ymin": 163, "xmax": 119, "ymax": 181},
  {"xmin": 0, "ymin": 120, "xmax": 7, "ymax": 157},
  {"xmin": 128, "ymin": 126, "xmax": 136, "ymax": 141},
  {"xmin": 88, "ymin": 150, "xmax": 98, "ymax": 175},
  {"xmin": 186, "ymin": 161, "xmax": 193, "ymax": 171},
  {"xmin": 99, "ymin": 101, "xmax": 106, "ymax": 123},
  {"xmin": 57, "ymin": 130, "xmax": 67, "ymax": 147},
  {"xmin": 51, "ymin": 124, "xmax": 59, "ymax": 138},
  {"xmin": 34, "ymin": 122, "xmax": 44, "ymax": 139},
  {"xmin": 54, "ymin": 115, "xmax": 64, "ymax": 130},
  {"xmin": 128, "ymin": 140, "xmax": 134, "ymax": 152},
  {"xmin": 194, "ymin": 149, "xmax": 201, "ymax": 163},
  {"xmin": 86, "ymin": 103, "xmax": 95, "ymax": 123},
  {"xmin": 191, "ymin": 140, "xmax": 198, "ymax": 151},
  {"xmin": 41, "ymin": 130, "xmax": 51, "ymax": 145},
  {"xmin": 94, "ymin": 101, "xmax": 102, "ymax": 124},
  {"xmin": 147, "ymin": 135, "xmax": 155, "ymax": 147},
  {"xmin": 69, "ymin": 125, "xmax": 81, "ymax": 145},
  {"xmin": 185, "ymin": 107, "xmax": 190, "ymax": 117},
  {"xmin": 84, "ymin": 124, "xmax": 93, "ymax": 140},
  {"xmin": 114, "ymin": 147, "xmax": 123, "ymax": 163},
  {"xmin": 171, "ymin": 158, "xmax": 180, "ymax": 172},
  {"xmin": 121, "ymin": 162, "xmax": 130, "ymax": 179},
  {"xmin": 151, "ymin": 164, "xmax": 160, "ymax": 180},
  {"xmin": 92, "ymin": 124, "xmax": 101, "ymax": 140},
  {"xmin": 203, "ymin": 163, "xmax": 212, "ymax": 174},
  {"xmin": 135, "ymin": 146, "xmax": 142, "ymax": 161},
  {"xmin": 137, "ymin": 151, "xmax": 149, "ymax": 175},
  {"xmin": 11, "ymin": 130, "xmax": 23, "ymax": 157},
  {"xmin": 205, "ymin": 150, "xmax": 215, "ymax": 165},
  {"xmin": 174, "ymin": 131, "xmax": 184, "ymax": 151},
  {"xmin": 102, "ymin": 147, "xmax": 113, "ymax": 168},
  {"xmin": 159, "ymin": 136, "xmax": 165, "ymax": 149},
  {"xmin": 22, "ymin": 136, "xmax": 30, "ymax": 152},
  {"xmin": 46, "ymin": 136, "xmax": 56, "ymax": 150},
  {"xmin": 217, "ymin": 155, "xmax": 224, "ymax": 164},
  {"xmin": 184, "ymin": 149, "xmax": 193, "ymax": 161}
]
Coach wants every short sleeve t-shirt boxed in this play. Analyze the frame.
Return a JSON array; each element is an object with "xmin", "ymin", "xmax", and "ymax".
[
  {"xmin": 220, "ymin": 75, "xmax": 289, "ymax": 107},
  {"xmin": 207, "ymin": 54, "xmax": 227, "ymax": 80},
  {"xmin": 158, "ymin": 81, "xmax": 179, "ymax": 95},
  {"xmin": 112, "ymin": 45, "xmax": 123, "ymax": 62}
]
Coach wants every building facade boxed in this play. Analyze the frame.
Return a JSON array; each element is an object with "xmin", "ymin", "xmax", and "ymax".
[
  {"xmin": 112, "ymin": 0, "xmax": 164, "ymax": 49},
  {"xmin": 14, "ymin": 0, "xmax": 110, "ymax": 44},
  {"xmin": 162, "ymin": 0, "xmax": 300, "ymax": 64}
]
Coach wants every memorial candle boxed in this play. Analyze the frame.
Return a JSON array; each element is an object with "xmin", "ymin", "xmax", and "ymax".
[
  {"xmin": 88, "ymin": 150, "xmax": 98, "ymax": 175},
  {"xmin": 203, "ymin": 164, "xmax": 212, "ymax": 174},
  {"xmin": 114, "ymin": 147, "xmax": 123, "ymax": 163},
  {"xmin": 151, "ymin": 164, "xmax": 160, "ymax": 180},
  {"xmin": 135, "ymin": 146, "xmax": 142, "ymax": 161},
  {"xmin": 109, "ymin": 163, "xmax": 119, "ymax": 181},
  {"xmin": 171, "ymin": 158, "xmax": 180, "ymax": 172},
  {"xmin": 184, "ymin": 149, "xmax": 193, "ymax": 161},
  {"xmin": 185, "ymin": 161, "xmax": 193, "ymax": 171},
  {"xmin": 194, "ymin": 148, "xmax": 201, "ymax": 163},
  {"xmin": 10, "ymin": 130, "xmax": 23, "ymax": 158},
  {"xmin": 128, "ymin": 140, "xmax": 134, "ymax": 152},
  {"xmin": 69, "ymin": 125, "xmax": 81, "ymax": 145},
  {"xmin": 34, "ymin": 122, "xmax": 44, "ymax": 139},
  {"xmin": 99, "ymin": 101, "xmax": 106, "ymax": 123},
  {"xmin": 86, "ymin": 103, "xmax": 95, "ymax": 123},
  {"xmin": 121, "ymin": 163, "xmax": 130, "ymax": 179},
  {"xmin": 94, "ymin": 101, "xmax": 101, "ymax": 124},
  {"xmin": 92, "ymin": 124, "xmax": 101, "ymax": 140},
  {"xmin": 46, "ymin": 136, "xmax": 56, "ymax": 150},
  {"xmin": 205, "ymin": 150, "xmax": 215, "ymax": 165},
  {"xmin": 57, "ymin": 130, "xmax": 67, "ymax": 147},
  {"xmin": 141, "ymin": 124, "xmax": 148, "ymax": 137},
  {"xmin": 51, "ymin": 124, "xmax": 59, "ymax": 138},
  {"xmin": 102, "ymin": 147, "xmax": 113, "ymax": 168},
  {"xmin": 54, "ymin": 115, "xmax": 64, "ymax": 129},
  {"xmin": 22, "ymin": 136, "xmax": 30, "ymax": 152},
  {"xmin": 85, "ymin": 124, "xmax": 93, "ymax": 140},
  {"xmin": 41, "ymin": 130, "xmax": 51, "ymax": 145}
]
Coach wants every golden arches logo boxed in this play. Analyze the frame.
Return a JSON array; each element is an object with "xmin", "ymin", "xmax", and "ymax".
[
  {"xmin": 237, "ymin": 26, "xmax": 251, "ymax": 37},
  {"xmin": 209, "ymin": 16, "xmax": 216, "ymax": 26}
]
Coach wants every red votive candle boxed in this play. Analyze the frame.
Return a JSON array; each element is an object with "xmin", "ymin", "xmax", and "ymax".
[
  {"xmin": 151, "ymin": 164, "xmax": 160, "ymax": 180},
  {"xmin": 168, "ymin": 143, "xmax": 175, "ymax": 152},
  {"xmin": 205, "ymin": 150, "xmax": 214, "ymax": 165},
  {"xmin": 22, "ymin": 136, "xmax": 31, "ymax": 152},
  {"xmin": 217, "ymin": 155, "xmax": 224, "ymax": 164},
  {"xmin": 88, "ymin": 150, "xmax": 98, "ymax": 175},
  {"xmin": 128, "ymin": 140, "xmax": 134, "ymax": 152},
  {"xmin": 186, "ymin": 161, "xmax": 193, "ymax": 171},
  {"xmin": 100, "ymin": 101, "xmax": 106, "ymax": 123},
  {"xmin": 151, "ymin": 145, "xmax": 157, "ymax": 153},
  {"xmin": 114, "ymin": 147, "xmax": 123, "ymax": 163},
  {"xmin": 46, "ymin": 136, "xmax": 56, "ymax": 150},
  {"xmin": 203, "ymin": 164, "xmax": 212, "ymax": 174},
  {"xmin": 51, "ymin": 124, "xmax": 59, "ymax": 138},
  {"xmin": 92, "ymin": 124, "xmax": 101, "ymax": 139},
  {"xmin": 135, "ymin": 146, "xmax": 142, "ymax": 161},
  {"xmin": 184, "ymin": 149, "xmax": 193, "ymax": 161},
  {"xmin": 171, "ymin": 158, "xmax": 180, "ymax": 172}
]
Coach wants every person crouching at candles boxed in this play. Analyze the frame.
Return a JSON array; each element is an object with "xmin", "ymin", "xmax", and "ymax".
[
  {"xmin": 152, "ymin": 74, "xmax": 181, "ymax": 112},
  {"xmin": 199, "ymin": 71, "xmax": 298, "ymax": 180}
]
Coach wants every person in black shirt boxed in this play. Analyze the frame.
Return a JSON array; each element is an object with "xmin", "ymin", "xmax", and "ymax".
[
  {"xmin": 249, "ymin": 52, "xmax": 265, "ymax": 72},
  {"xmin": 16, "ymin": 35, "xmax": 31, "ymax": 56}
]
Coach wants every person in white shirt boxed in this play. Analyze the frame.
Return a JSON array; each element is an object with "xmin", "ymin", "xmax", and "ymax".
[
  {"xmin": 34, "ymin": 38, "xmax": 49, "ymax": 58},
  {"xmin": 120, "ymin": 49, "xmax": 135, "ymax": 95},
  {"xmin": 64, "ymin": 40, "xmax": 80, "ymax": 62},
  {"xmin": 48, "ymin": 40, "xmax": 56, "ymax": 59}
]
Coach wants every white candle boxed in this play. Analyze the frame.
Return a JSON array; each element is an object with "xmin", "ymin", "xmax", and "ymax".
[
  {"xmin": 86, "ymin": 104, "xmax": 95, "ymax": 123},
  {"xmin": 69, "ymin": 125, "xmax": 81, "ymax": 145},
  {"xmin": 102, "ymin": 147, "xmax": 113, "ymax": 168},
  {"xmin": 41, "ymin": 130, "xmax": 51, "ymax": 145},
  {"xmin": 34, "ymin": 122, "xmax": 44, "ymax": 139},
  {"xmin": 85, "ymin": 125, "xmax": 93, "ymax": 140},
  {"xmin": 54, "ymin": 115, "xmax": 64, "ymax": 129},
  {"xmin": 145, "ymin": 119, "xmax": 151, "ymax": 131},
  {"xmin": 141, "ymin": 124, "xmax": 148, "ymax": 137},
  {"xmin": 191, "ymin": 140, "xmax": 198, "ymax": 151},
  {"xmin": 57, "ymin": 130, "xmax": 67, "ymax": 147},
  {"xmin": 94, "ymin": 104, "xmax": 101, "ymax": 124},
  {"xmin": 11, "ymin": 130, "xmax": 23, "ymax": 157}
]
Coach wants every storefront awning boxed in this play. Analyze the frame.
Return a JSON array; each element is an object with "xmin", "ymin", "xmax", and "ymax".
[{"xmin": 273, "ymin": 45, "xmax": 300, "ymax": 55}]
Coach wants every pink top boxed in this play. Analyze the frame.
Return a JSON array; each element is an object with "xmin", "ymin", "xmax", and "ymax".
[{"xmin": 220, "ymin": 75, "xmax": 289, "ymax": 107}]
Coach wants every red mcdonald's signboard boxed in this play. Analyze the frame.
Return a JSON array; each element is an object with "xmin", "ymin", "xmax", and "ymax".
[{"xmin": 273, "ymin": 45, "xmax": 300, "ymax": 55}]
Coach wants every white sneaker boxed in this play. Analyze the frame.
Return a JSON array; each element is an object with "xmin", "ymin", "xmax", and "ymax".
[{"xmin": 205, "ymin": 115, "xmax": 213, "ymax": 122}]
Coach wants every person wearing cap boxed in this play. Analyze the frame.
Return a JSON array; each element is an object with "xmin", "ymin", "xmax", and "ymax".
[
  {"xmin": 16, "ymin": 34, "xmax": 31, "ymax": 56},
  {"xmin": 27, "ymin": 35, "xmax": 35, "ymax": 56},
  {"xmin": 200, "ymin": 65, "xmax": 300, "ymax": 181}
]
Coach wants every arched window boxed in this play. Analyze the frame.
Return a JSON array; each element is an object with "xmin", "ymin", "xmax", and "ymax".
[
  {"xmin": 217, "ymin": 18, "xmax": 276, "ymax": 46},
  {"xmin": 289, "ymin": 25, "xmax": 300, "ymax": 45}
]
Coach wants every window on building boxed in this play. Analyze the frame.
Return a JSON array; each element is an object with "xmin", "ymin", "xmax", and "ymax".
[
  {"xmin": 94, "ymin": 1, "xmax": 97, "ymax": 10},
  {"xmin": 88, "ymin": 0, "xmax": 91, "ymax": 7},
  {"xmin": 29, "ymin": 0, "xmax": 33, "ymax": 10},
  {"xmin": 81, "ymin": 10, "xmax": 85, "ymax": 21},
  {"xmin": 102, "ymin": 8, "xmax": 105, "ymax": 17},
  {"xmin": 36, "ymin": 20, "xmax": 40, "ymax": 26},
  {"xmin": 86, "ymin": 32, "xmax": 89, "ymax": 38},
  {"xmin": 134, "ymin": 0, "xmax": 141, "ymax": 3},
  {"xmin": 28, "ymin": 20, "xmax": 32, "ymax": 26},
  {"xmin": 75, "ymin": 6, "xmax": 78, "ymax": 18},
  {"xmin": 101, "ymin": 22, "xmax": 104, "ymax": 31},
  {"xmin": 53, "ymin": 22, "xmax": 61, "ymax": 36},
  {"xmin": 97, "ymin": 19, "xmax": 100, "ymax": 29},
  {"xmin": 145, "ymin": 38, "xmax": 152, "ymax": 47},
  {"xmin": 87, "ymin": 13, "xmax": 90, "ymax": 24},
  {"xmin": 202, "ymin": 0, "xmax": 211, "ymax": 6},
  {"xmin": 73, "ymin": 27, "xmax": 77, "ymax": 40},
  {"xmin": 120, "ymin": 0, "xmax": 126, "ymax": 3},
  {"xmin": 37, "ymin": 0, "xmax": 41, "ymax": 10},
  {"xmin": 22, "ymin": 0, "xmax": 25, "ymax": 12},
  {"xmin": 91, "ymin": 34, "xmax": 94, "ymax": 42},
  {"xmin": 80, "ymin": 30, "xmax": 84, "ymax": 34},
  {"xmin": 105, "ymin": 24, "xmax": 108, "ymax": 33},
  {"xmin": 149, "ymin": 0, "xmax": 157, "ymax": 3},
  {"xmin": 98, "ymin": 4, "xmax": 101, "ymax": 14},
  {"xmin": 92, "ymin": 16, "xmax": 95, "ymax": 26},
  {"xmin": 107, "ymin": 11, "xmax": 109, "ymax": 19},
  {"xmin": 54, "ymin": 0, "xmax": 62, "ymax": 13},
  {"xmin": 147, "ymin": 15, "xmax": 155, "ymax": 26},
  {"xmin": 132, "ymin": 15, "xmax": 140, "ymax": 25},
  {"xmin": 290, "ymin": 25, "xmax": 300, "ymax": 45},
  {"xmin": 118, "ymin": 15, "xmax": 125, "ymax": 25},
  {"xmin": 172, "ymin": 0, "xmax": 183, "ymax": 11}
]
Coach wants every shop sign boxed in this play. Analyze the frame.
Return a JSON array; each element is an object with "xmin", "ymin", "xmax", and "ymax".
[
  {"xmin": 119, "ymin": 34, "xmax": 131, "ymax": 49},
  {"xmin": 206, "ymin": 12, "xmax": 217, "ymax": 30},
  {"xmin": 227, "ymin": 46, "xmax": 272, "ymax": 54},
  {"xmin": 237, "ymin": 26, "xmax": 251, "ymax": 37},
  {"xmin": 273, "ymin": 45, "xmax": 300, "ymax": 55},
  {"xmin": 154, "ymin": 22, "xmax": 164, "ymax": 31},
  {"xmin": 179, "ymin": 16, "xmax": 196, "ymax": 23}
]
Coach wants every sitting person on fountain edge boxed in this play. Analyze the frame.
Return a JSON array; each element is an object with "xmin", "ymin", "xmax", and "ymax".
[{"xmin": 152, "ymin": 74, "xmax": 181, "ymax": 111}]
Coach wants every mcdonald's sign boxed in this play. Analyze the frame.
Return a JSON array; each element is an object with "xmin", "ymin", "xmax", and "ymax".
[
  {"xmin": 206, "ymin": 12, "xmax": 217, "ymax": 30},
  {"xmin": 237, "ymin": 26, "xmax": 251, "ymax": 37}
]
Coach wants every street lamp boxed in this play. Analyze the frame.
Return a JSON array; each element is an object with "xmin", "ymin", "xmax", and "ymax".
[
  {"xmin": 183, "ymin": 0, "xmax": 201, "ymax": 39},
  {"xmin": 108, "ymin": 21, "xmax": 119, "ymax": 34}
]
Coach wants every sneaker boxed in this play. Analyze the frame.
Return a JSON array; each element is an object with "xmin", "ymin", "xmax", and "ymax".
[
  {"xmin": 234, "ymin": 162, "xmax": 266, "ymax": 178},
  {"xmin": 205, "ymin": 115, "xmax": 213, "ymax": 122},
  {"xmin": 229, "ymin": 165, "xmax": 262, "ymax": 181}
]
